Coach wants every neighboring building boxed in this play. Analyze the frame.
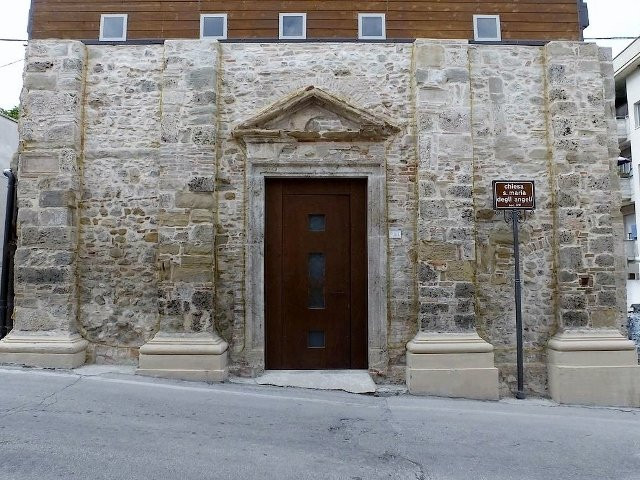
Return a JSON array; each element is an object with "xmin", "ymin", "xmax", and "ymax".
[
  {"xmin": 0, "ymin": 113, "xmax": 17, "ymax": 272},
  {"xmin": 0, "ymin": 113, "xmax": 17, "ymax": 340},
  {"xmin": 29, "ymin": 1, "xmax": 588, "ymax": 42},
  {"xmin": 614, "ymin": 38, "xmax": 640, "ymax": 310},
  {"xmin": 1, "ymin": 0, "xmax": 639, "ymax": 407}
]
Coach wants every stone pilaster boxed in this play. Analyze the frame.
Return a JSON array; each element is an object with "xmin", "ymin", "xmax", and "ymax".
[
  {"xmin": 136, "ymin": 40, "xmax": 228, "ymax": 381},
  {"xmin": 0, "ymin": 41, "xmax": 88, "ymax": 368},
  {"xmin": 544, "ymin": 42, "xmax": 639, "ymax": 407},
  {"xmin": 406, "ymin": 40, "xmax": 498, "ymax": 400}
]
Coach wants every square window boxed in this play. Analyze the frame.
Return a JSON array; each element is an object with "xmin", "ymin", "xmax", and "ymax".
[
  {"xmin": 200, "ymin": 14, "xmax": 228, "ymax": 39},
  {"xmin": 634, "ymin": 101, "xmax": 640, "ymax": 129},
  {"xmin": 279, "ymin": 13, "xmax": 306, "ymax": 39},
  {"xmin": 473, "ymin": 15, "xmax": 501, "ymax": 41},
  {"xmin": 308, "ymin": 214, "xmax": 326, "ymax": 232},
  {"xmin": 358, "ymin": 13, "xmax": 386, "ymax": 40},
  {"xmin": 100, "ymin": 14, "xmax": 127, "ymax": 42},
  {"xmin": 308, "ymin": 331, "xmax": 325, "ymax": 348}
]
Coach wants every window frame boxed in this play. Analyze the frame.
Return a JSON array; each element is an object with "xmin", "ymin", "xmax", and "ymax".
[
  {"xmin": 200, "ymin": 13, "xmax": 228, "ymax": 40},
  {"xmin": 473, "ymin": 14, "xmax": 502, "ymax": 42},
  {"xmin": 358, "ymin": 13, "xmax": 386, "ymax": 40},
  {"xmin": 634, "ymin": 101, "xmax": 640, "ymax": 129},
  {"xmin": 99, "ymin": 14, "xmax": 128, "ymax": 42},
  {"xmin": 279, "ymin": 13, "xmax": 307, "ymax": 40}
]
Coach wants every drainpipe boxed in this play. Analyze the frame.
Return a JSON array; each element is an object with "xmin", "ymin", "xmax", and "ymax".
[
  {"xmin": 0, "ymin": 169, "xmax": 16, "ymax": 339},
  {"xmin": 577, "ymin": 0, "xmax": 589, "ymax": 40}
]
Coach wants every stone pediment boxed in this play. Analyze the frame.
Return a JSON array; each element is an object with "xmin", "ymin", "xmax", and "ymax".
[{"xmin": 233, "ymin": 86, "xmax": 400, "ymax": 143}]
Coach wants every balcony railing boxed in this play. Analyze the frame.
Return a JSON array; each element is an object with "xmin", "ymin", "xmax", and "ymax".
[
  {"xmin": 619, "ymin": 158, "xmax": 632, "ymax": 178},
  {"xmin": 618, "ymin": 116, "xmax": 630, "ymax": 142},
  {"xmin": 618, "ymin": 157, "xmax": 633, "ymax": 202},
  {"xmin": 620, "ymin": 175, "xmax": 634, "ymax": 202}
]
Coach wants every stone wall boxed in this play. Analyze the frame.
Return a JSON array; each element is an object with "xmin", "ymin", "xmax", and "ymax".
[
  {"xmin": 8, "ymin": 39, "xmax": 625, "ymax": 395},
  {"xmin": 79, "ymin": 45, "xmax": 163, "ymax": 362},
  {"xmin": 470, "ymin": 45, "xmax": 555, "ymax": 396},
  {"xmin": 73, "ymin": 41, "xmax": 221, "ymax": 364},
  {"xmin": 216, "ymin": 43, "xmax": 416, "ymax": 377}
]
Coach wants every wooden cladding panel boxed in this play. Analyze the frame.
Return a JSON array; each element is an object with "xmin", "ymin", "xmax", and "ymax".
[{"xmin": 31, "ymin": 0, "xmax": 581, "ymax": 41}]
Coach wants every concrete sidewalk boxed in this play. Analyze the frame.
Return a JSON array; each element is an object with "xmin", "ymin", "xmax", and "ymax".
[{"xmin": 0, "ymin": 366, "xmax": 638, "ymax": 480}]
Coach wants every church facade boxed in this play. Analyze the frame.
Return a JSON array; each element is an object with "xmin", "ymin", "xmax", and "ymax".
[{"xmin": 1, "ymin": 0, "xmax": 638, "ymax": 407}]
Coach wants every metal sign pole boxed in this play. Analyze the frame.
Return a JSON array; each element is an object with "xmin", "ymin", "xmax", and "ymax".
[
  {"xmin": 493, "ymin": 181, "xmax": 533, "ymax": 400},
  {"xmin": 511, "ymin": 209, "xmax": 525, "ymax": 399}
]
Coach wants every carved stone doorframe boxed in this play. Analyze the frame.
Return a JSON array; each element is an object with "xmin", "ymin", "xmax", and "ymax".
[
  {"xmin": 233, "ymin": 86, "xmax": 400, "ymax": 375},
  {"xmin": 244, "ymin": 156, "xmax": 387, "ymax": 373}
]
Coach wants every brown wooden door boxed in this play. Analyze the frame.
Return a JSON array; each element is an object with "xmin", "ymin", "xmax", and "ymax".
[{"xmin": 265, "ymin": 179, "xmax": 367, "ymax": 370}]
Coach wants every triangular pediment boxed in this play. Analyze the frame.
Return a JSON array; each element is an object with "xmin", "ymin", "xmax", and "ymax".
[{"xmin": 233, "ymin": 86, "xmax": 400, "ymax": 143}]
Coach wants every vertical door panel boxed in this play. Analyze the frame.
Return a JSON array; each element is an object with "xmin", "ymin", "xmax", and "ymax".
[
  {"xmin": 282, "ymin": 193, "xmax": 350, "ymax": 369},
  {"xmin": 265, "ymin": 179, "xmax": 367, "ymax": 370}
]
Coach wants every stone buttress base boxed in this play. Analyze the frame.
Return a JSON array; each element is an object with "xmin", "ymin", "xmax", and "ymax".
[
  {"xmin": 406, "ymin": 332, "xmax": 499, "ymax": 400},
  {"xmin": 547, "ymin": 330, "xmax": 640, "ymax": 407},
  {"xmin": 0, "ymin": 331, "xmax": 88, "ymax": 368},
  {"xmin": 137, "ymin": 332, "xmax": 229, "ymax": 382}
]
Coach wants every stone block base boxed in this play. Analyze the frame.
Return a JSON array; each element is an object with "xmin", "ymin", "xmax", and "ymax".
[
  {"xmin": 0, "ymin": 331, "xmax": 88, "ymax": 368},
  {"xmin": 406, "ymin": 332, "xmax": 499, "ymax": 400},
  {"xmin": 548, "ymin": 330, "xmax": 640, "ymax": 407},
  {"xmin": 137, "ymin": 332, "xmax": 228, "ymax": 382}
]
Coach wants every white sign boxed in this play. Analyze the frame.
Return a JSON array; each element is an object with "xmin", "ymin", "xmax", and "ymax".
[{"xmin": 389, "ymin": 229, "xmax": 402, "ymax": 239}]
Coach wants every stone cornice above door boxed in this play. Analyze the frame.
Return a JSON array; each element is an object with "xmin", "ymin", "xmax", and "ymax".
[{"xmin": 233, "ymin": 86, "xmax": 400, "ymax": 145}]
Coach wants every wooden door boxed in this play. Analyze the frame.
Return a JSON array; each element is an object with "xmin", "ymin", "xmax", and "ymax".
[{"xmin": 265, "ymin": 179, "xmax": 367, "ymax": 370}]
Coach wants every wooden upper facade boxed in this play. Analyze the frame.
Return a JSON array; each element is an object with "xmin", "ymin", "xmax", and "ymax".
[{"xmin": 30, "ymin": 0, "xmax": 584, "ymax": 42}]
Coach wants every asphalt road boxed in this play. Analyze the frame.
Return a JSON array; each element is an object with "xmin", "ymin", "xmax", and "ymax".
[{"xmin": 0, "ymin": 367, "xmax": 639, "ymax": 480}]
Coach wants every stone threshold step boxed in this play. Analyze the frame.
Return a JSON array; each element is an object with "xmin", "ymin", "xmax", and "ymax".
[{"xmin": 252, "ymin": 369, "xmax": 377, "ymax": 394}]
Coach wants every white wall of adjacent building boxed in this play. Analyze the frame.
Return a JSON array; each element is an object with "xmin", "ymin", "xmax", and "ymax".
[
  {"xmin": 615, "ymin": 38, "xmax": 640, "ymax": 310},
  {"xmin": 627, "ymin": 69, "xmax": 640, "ymax": 309},
  {"xmin": 628, "ymin": 68, "xmax": 640, "ymax": 275},
  {"xmin": 627, "ymin": 280, "xmax": 640, "ymax": 309},
  {"xmin": 0, "ymin": 114, "xmax": 18, "ymax": 270}
]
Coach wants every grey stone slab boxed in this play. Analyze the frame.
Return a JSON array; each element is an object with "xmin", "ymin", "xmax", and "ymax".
[
  {"xmin": 255, "ymin": 369, "xmax": 377, "ymax": 394},
  {"xmin": 73, "ymin": 365, "xmax": 137, "ymax": 376}
]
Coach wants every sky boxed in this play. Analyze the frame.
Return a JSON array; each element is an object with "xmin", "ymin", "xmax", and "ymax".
[{"xmin": 0, "ymin": 0, "xmax": 639, "ymax": 110}]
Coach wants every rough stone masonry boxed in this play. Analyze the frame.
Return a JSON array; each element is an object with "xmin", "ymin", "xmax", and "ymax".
[{"xmin": 2, "ymin": 38, "xmax": 638, "ymax": 406}]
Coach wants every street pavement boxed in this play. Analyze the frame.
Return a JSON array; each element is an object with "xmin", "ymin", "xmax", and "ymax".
[{"xmin": 0, "ymin": 366, "xmax": 639, "ymax": 480}]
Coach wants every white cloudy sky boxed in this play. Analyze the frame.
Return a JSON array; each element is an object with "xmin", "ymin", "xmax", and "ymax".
[{"xmin": 0, "ymin": 0, "xmax": 639, "ymax": 110}]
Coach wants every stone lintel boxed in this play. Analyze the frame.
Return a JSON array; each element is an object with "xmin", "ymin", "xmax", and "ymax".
[
  {"xmin": 547, "ymin": 329, "xmax": 640, "ymax": 407},
  {"xmin": 0, "ymin": 331, "xmax": 88, "ymax": 368},
  {"xmin": 405, "ymin": 332, "xmax": 499, "ymax": 400},
  {"xmin": 234, "ymin": 128, "xmax": 395, "ymax": 143}
]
